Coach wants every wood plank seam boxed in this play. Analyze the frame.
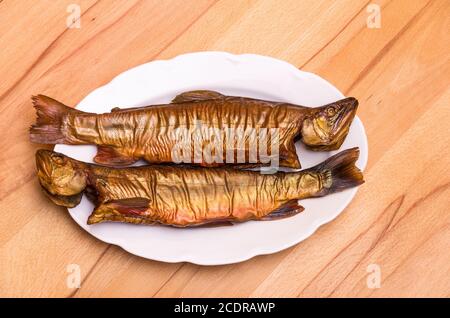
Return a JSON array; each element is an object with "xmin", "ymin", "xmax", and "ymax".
[
  {"xmin": 296, "ymin": 194, "xmax": 404, "ymax": 296},
  {"xmin": 299, "ymin": 0, "xmax": 373, "ymax": 69},
  {"xmin": 38, "ymin": 0, "xmax": 143, "ymax": 82},
  {"xmin": 63, "ymin": 1, "xmax": 220, "ymax": 297},
  {"xmin": 344, "ymin": 0, "xmax": 433, "ymax": 94},
  {"xmin": 68, "ymin": 245, "xmax": 112, "ymax": 298},
  {"xmin": 0, "ymin": 0, "xmax": 101, "ymax": 104},
  {"xmin": 151, "ymin": 263, "xmax": 187, "ymax": 297},
  {"xmin": 1, "ymin": 0, "xmax": 448, "ymax": 297},
  {"xmin": 134, "ymin": 0, "xmax": 443, "ymax": 296},
  {"xmin": 39, "ymin": 0, "xmax": 219, "ymax": 84}
]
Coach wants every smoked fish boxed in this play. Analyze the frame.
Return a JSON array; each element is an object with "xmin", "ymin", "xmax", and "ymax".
[
  {"xmin": 30, "ymin": 91, "xmax": 358, "ymax": 169},
  {"xmin": 35, "ymin": 148, "xmax": 364, "ymax": 227}
]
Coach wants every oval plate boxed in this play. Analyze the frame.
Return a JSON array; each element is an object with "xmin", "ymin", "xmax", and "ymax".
[{"xmin": 55, "ymin": 52, "xmax": 368, "ymax": 265}]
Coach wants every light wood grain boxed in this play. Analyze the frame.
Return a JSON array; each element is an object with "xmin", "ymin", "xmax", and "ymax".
[{"xmin": 0, "ymin": 0, "xmax": 448, "ymax": 298}]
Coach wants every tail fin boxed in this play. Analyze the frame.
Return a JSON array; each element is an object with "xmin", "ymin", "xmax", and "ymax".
[
  {"xmin": 29, "ymin": 95, "xmax": 79, "ymax": 144},
  {"xmin": 308, "ymin": 147, "xmax": 364, "ymax": 196}
]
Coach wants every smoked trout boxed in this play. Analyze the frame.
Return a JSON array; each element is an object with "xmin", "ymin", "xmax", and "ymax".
[
  {"xmin": 35, "ymin": 148, "xmax": 364, "ymax": 227},
  {"xmin": 30, "ymin": 91, "xmax": 358, "ymax": 169}
]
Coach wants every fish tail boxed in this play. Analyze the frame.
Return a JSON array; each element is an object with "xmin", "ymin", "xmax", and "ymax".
[
  {"xmin": 30, "ymin": 95, "xmax": 80, "ymax": 144},
  {"xmin": 309, "ymin": 147, "xmax": 364, "ymax": 195}
]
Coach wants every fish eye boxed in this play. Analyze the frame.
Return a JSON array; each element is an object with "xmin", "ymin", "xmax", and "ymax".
[
  {"xmin": 326, "ymin": 107, "xmax": 336, "ymax": 116},
  {"xmin": 51, "ymin": 155, "xmax": 64, "ymax": 164}
]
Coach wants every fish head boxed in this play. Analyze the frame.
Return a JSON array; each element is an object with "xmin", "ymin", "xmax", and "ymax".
[
  {"xmin": 301, "ymin": 97, "xmax": 358, "ymax": 150},
  {"xmin": 35, "ymin": 149, "xmax": 87, "ymax": 199}
]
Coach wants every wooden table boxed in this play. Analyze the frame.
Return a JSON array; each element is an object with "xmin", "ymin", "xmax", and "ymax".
[{"xmin": 0, "ymin": 0, "xmax": 448, "ymax": 298}]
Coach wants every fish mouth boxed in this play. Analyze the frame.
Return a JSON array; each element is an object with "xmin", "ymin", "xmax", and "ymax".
[
  {"xmin": 36, "ymin": 149, "xmax": 53, "ymax": 177},
  {"xmin": 332, "ymin": 97, "xmax": 358, "ymax": 135},
  {"xmin": 36, "ymin": 148, "xmax": 51, "ymax": 160},
  {"xmin": 327, "ymin": 97, "xmax": 358, "ymax": 145}
]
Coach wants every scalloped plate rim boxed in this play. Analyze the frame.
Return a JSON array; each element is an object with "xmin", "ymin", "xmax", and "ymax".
[{"xmin": 54, "ymin": 51, "xmax": 368, "ymax": 265}]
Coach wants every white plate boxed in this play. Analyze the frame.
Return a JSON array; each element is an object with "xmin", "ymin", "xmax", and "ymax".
[{"xmin": 55, "ymin": 52, "xmax": 368, "ymax": 265}]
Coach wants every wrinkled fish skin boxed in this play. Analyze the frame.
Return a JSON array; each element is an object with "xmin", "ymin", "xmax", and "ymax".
[
  {"xmin": 30, "ymin": 91, "xmax": 359, "ymax": 169},
  {"xmin": 86, "ymin": 165, "xmax": 315, "ymax": 226},
  {"xmin": 66, "ymin": 96, "xmax": 305, "ymax": 168},
  {"xmin": 35, "ymin": 148, "xmax": 364, "ymax": 227}
]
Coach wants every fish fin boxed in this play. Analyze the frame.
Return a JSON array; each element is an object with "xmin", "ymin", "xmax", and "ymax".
[
  {"xmin": 105, "ymin": 197, "xmax": 150, "ymax": 214},
  {"xmin": 30, "ymin": 95, "xmax": 80, "ymax": 144},
  {"xmin": 171, "ymin": 90, "xmax": 225, "ymax": 103},
  {"xmin": 260, "ymin": 200, "xmax": 305, "ymax": 220},
  {"xmin": 94, "ymin": 146, "xmax": 137, "ymax": 166},
  {"xmin": 87, "ymin": 197, "xmax": 151, "ymax": 225},
  {"xmin": 195, "ymin": 221, "xmax": 234, "ymax": 228},
  {"xmin": 307, "ymin": 147, "xmax": 364, "ymax": 195},
  {"xmin": 279, "ymin": 146, "xmax": 302, "ymax": 169},
  {"xmin": 111, "ymin": 107, "xmax": 121, "ymax": 112}
]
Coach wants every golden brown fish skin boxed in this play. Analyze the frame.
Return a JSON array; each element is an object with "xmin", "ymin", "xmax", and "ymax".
[
  {"xmin": 85, "ymin": 166, "xmax": 313, "ymax": 226},
  {"xmin": 66, "ymin": 96, "xmax": 305, "ymax": 167},
  {"xmin": 35, "ymin": 148, "xmax": 364, "ymax": 227},
  {"xmin": 30, "ymin": 92, "xmax": 359, "ymax": 168}
]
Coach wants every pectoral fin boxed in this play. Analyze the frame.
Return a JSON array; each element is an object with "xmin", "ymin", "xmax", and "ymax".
[
  {"xmin": 105, "ymin": 197, "xmax": 151, "ymax": 214},
  {"xmin": 87, "ymin": 197, "xmax": 152, "ymax": 225},
  {"xmin": 171, "ymin": 90, "xmax": 225, "ymax": 103},
  {"xmin": 94, "ymin": 146, "xmax": 137, "ymax": 166},
  {"xmin": 260, "ymin": 200, "xmax": 304, "ymax": 220}
]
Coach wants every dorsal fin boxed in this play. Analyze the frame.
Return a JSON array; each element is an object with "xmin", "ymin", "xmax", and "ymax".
[{"xmin": 171, "ymin": 90, "xmax": 225, "ymax": 103}]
